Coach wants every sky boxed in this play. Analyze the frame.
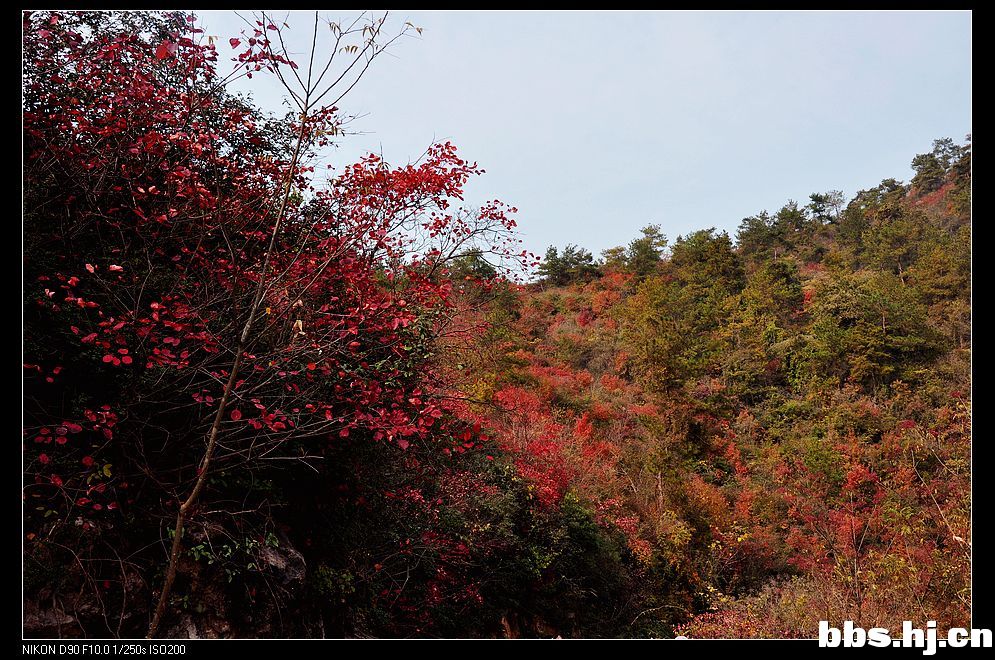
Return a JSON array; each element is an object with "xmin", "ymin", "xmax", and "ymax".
[{"xmin": 198, "ymin": 10, "xmax": 972, "ymax": 259}]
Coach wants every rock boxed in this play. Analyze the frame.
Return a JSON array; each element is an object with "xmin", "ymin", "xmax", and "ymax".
[
  {"xmin": 167, "ymin": 614, "xmax": 201, "ymax": 640},
  {"xmin": 257, "ymin": 541, "xmax": 306, "ymax": 592},
  {"xmin": 23, "ymin": 601, "xmax": 80, "ymax": 638}
]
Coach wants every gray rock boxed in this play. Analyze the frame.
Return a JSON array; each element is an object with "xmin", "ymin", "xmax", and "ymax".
[{"xmin": 257, "ymin": 541, "xmax": 306, "ymax": 592}]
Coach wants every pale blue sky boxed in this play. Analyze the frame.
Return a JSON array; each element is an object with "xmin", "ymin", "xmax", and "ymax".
[{"xmin": 198, "ymin": 10, "xmax": 971, "ymax": 258}]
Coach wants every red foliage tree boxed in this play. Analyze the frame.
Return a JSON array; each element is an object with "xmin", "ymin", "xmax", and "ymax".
[{"xmin": 23, "ymin": 10, "xmax": 528, "ymax": 636}]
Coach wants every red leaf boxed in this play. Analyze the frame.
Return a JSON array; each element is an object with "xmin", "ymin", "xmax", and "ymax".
[
  {"xmin": 397, "ymin": 438, "xmax": 410, "ymax": 450},
  {"xmin": 85, "ymin": 263, "xmax": 95, "ymax": 273},
  {"xmin": 81, "ymin": 456, "xmax": 95, "ymax": 467},
  {"xmin": 108, "ymin": 264, "xmax": 124, "ymax": 272},
  {"xmin": 230, "ymin": 409, "xmax": 242, "ymax": 421},
  {"xmin": 155, "ymin": 40, "xmax": 177, "ymax": 60},
  {"xmin": 229, "ymin": 38, "xmax": 241, "ymax": 48}
]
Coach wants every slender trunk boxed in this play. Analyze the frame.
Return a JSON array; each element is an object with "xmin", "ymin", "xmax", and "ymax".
[{"xmin": 147, "ymin": 117, "xmax": 309, "ymax": 638}]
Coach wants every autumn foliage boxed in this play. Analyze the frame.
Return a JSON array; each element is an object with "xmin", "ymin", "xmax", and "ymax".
[{"xmin": 23, "ymin": 10, "xmax": 970, "ymax": 639}]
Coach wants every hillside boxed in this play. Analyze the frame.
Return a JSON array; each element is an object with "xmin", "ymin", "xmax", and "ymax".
[
  {"xmin": 453, "ymin": 139, "xmax": 971, "ymax": 636},
  {"xmin": 22, "ymin": 10, "xmax": 970, "ymax": 639}
]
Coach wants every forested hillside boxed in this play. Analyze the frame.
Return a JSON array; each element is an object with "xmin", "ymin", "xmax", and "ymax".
[
  {"xmin": 23, "ymin": 11, "xmax": 970, "ymax": 639},
  {"xmin": 458, "ymin": 132, "xmax": 970, "ymax": 636}
]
